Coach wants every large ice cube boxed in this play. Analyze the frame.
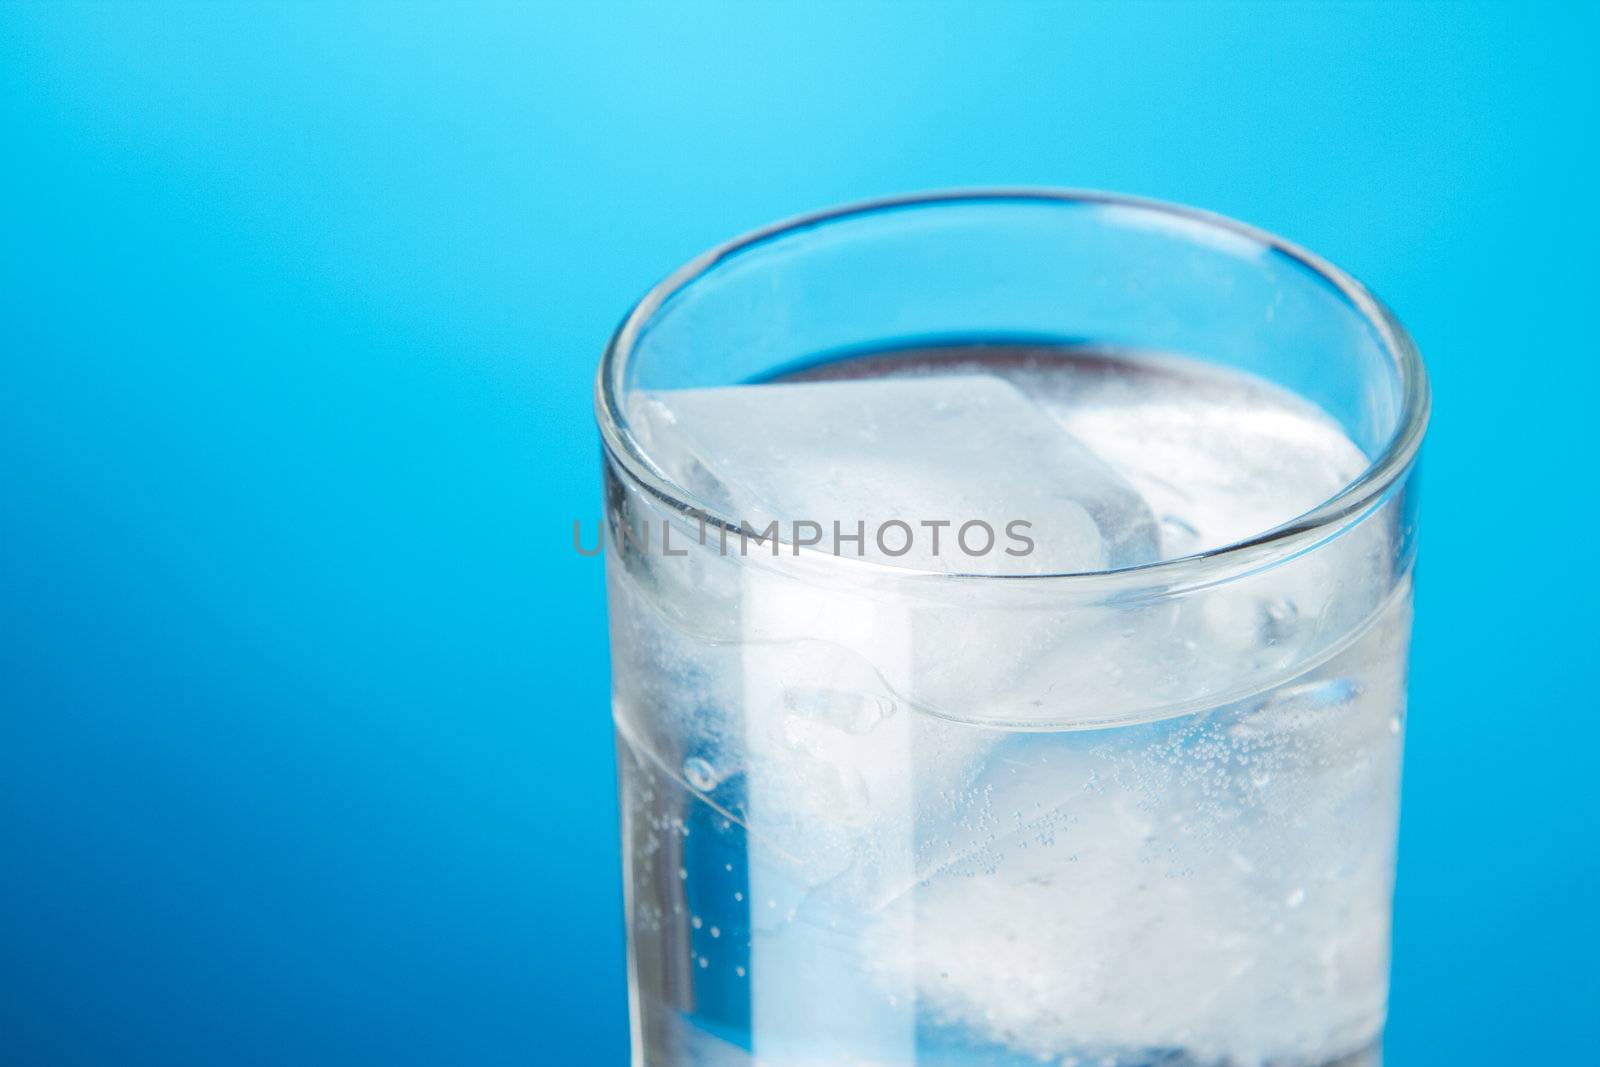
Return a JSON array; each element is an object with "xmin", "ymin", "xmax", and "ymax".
[
  {"xmin": 629, "ymin": 374, "xmax": 1159, "ymax": 573},
  {"xmin": 863, "ymin": 592, "xmax": 1412, "ymax": 1067},
  {"xmin": 626, "ymin": 373, "xmax": 1172, "ymax": 886}
]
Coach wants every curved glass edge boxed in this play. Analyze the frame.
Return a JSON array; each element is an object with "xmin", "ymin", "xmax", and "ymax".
[{"xmin": 593, "ymin": 188, "xmax": 1431, "ymax": 591}]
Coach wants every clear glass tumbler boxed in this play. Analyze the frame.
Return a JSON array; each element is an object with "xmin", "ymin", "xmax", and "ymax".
[{"xmin": 596, "ymin": 191, "xmax": 1428, "ymax": 1067}]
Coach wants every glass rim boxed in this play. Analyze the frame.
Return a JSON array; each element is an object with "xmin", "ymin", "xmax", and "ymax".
[{"xmin": 594, "ymin": 188, "xmax": 1430, "ymax": 589}]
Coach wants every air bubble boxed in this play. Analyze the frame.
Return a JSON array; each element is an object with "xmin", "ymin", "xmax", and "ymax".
[{"xmin": 682, "ymin": 756, "xmax": 721, "ymax": 792}]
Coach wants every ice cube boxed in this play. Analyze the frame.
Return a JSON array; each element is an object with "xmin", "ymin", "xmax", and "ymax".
[
  {"xmin": 863, "ymin": 594, "xmax": 1411, "ymax": 1067},
  {"xmin": 628, "ymin": 374, "xmax": 1159, "ymax": 573},
  {"xmin": 631, "ymin": 372, "xmax": 1171, "ymax": 726},
  {"xmin": 627, "ymin": 376, "xmax": 1171, "ymax": 884},
  {"xmin": 625, "ymin": 374, "xmax": 1173, "ymax": 891}
]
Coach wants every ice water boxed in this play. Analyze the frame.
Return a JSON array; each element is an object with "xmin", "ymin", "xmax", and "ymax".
[{"xmin": 606, "ymin": 342, "xmax": 1411, "ymax": 1067}]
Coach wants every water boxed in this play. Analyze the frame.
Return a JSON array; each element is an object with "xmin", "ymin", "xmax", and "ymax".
[{"xmin": 606, "ymin": 342, "xmax": 1409, "ymax": 1067}]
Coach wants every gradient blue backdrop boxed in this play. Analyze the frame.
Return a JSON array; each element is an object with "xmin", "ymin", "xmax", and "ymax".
[{"xmin": 2, "ymin": 4, "xmax": 1594, "ymax": 1065}]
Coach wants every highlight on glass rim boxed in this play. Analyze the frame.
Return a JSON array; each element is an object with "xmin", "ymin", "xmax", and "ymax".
[{"xmin": 597, "ymin": 191, "xmax": 1428, "ymax": 1067}]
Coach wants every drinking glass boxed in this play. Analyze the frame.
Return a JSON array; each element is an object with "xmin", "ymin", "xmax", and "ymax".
[{"xmin": 595, "ymin": 191, "xmax": 1428, "ymax": 1067}]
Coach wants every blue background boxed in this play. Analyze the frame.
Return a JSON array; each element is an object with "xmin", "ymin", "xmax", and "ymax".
[{"xmin": 2, "ymin": 4, "xmax": 1594, "ymax": 1064}]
